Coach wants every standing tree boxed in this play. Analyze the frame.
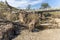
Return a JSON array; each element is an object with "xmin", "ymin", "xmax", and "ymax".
[
  {"xmin": 26, "ymin": 4, "xmax": 31, "ymax": 10},
  {"xmin": 40, "ymin": 3, "xmax": 50, "ymax": 9}
]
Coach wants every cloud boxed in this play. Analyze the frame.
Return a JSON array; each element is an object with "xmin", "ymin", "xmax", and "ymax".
[
  {"xmin": 0, "ymin": 0, "xmax": 5, "ymax": 2},
  {"xmin": 0, "ymin": 0, "xmax": 44, "ymax": 9}
]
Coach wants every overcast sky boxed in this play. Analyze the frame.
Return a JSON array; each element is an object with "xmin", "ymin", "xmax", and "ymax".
[{"xmin": 0, "ymin": 0, "xmax": 60, "ymax": 9}]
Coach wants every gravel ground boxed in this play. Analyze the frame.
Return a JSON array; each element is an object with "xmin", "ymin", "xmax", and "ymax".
[{"xmin": 13, "ymin": 29, "xmax": 60, "ymax": 40}]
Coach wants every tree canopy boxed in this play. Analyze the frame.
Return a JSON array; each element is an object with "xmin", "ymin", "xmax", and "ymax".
[{"xmin": 40, "ymin": 3, "xmax": 50, "ymax": 9}]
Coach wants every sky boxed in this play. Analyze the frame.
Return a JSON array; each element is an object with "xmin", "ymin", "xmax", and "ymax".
[{"xmin": 0, "ymin": 0, "xmax": 60, "ymax": 9}]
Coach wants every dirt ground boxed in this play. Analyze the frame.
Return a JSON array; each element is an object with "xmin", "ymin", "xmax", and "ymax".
[
  {"xmin": 12, "ymin": 29, "xmax": 60, "ymax": 40},
  {"xmin": 12, "ymin": 18, "xmax": 60, "ymax": 40}
]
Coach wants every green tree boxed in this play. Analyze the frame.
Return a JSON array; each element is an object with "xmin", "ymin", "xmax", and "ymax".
[{"xmin": 40, "ymin": 3, "xmax": 50, "ymax": 9}]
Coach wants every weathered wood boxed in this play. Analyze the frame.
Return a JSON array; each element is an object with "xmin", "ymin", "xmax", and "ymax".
[
  {"xmin": 26, "ymin": 8, "xmax": 60, "ymax": 12},
  {"xmin": 0, "ymin": 23, "xmax": 14, "ymax": 40}
]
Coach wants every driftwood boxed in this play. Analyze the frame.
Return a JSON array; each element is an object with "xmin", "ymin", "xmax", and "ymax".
[
  {"xmin": 18, "ymin": 11, "xmax": 40, "ymax": 31},
  {"xmin": 0, "ymin": 22, "xmax": 14, "ymax": 40},
  {"xmin": 0, "ymin": 19, "xmax": 20, "ymax": 40}
]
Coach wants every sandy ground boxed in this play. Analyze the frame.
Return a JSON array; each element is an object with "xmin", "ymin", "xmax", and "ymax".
[
  {"xmin": 13, "ymin": 29, "xmax": 60, "ymax": 40},
  {"xmin": 13, "ymin": 18, "xmax": 60, "ymax": 40}
]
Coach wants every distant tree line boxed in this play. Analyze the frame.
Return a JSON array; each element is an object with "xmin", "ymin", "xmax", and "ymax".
[{"xmin": 26, "ymin": 3, "xmax": 51, "ymax": 10}]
